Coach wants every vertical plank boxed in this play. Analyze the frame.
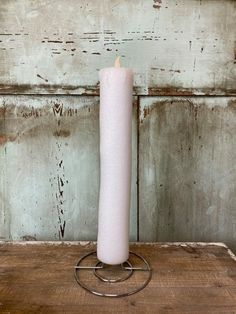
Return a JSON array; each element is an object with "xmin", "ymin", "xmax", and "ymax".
[
  {"xmin": 0, "ymin": 96, "xmax": 137, "ymax": 241},
  {"xmin": 139, "ymin": 97, "xmax": 236, "ymax": 251}
]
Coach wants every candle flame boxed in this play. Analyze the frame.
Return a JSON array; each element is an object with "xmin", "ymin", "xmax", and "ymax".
[{"xmin": 114, "ymin": 56, "xmax": 120, "ymax": 68}]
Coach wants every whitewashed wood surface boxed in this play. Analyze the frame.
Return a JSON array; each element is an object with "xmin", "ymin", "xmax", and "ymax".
[
  {"xmin": 139, "ymin": 96, "xmax": 236, "ymax": 251},
  {"xmin": 0, "ymin": 0, "xmax": 235, "ymax": 251},
  {"xmin": 0, "ymin": 0, "xmax": 235, "ymax": 95},
  {"xmin": 0, "ymin": 95, "xmax": 137, "ymax": 241}
]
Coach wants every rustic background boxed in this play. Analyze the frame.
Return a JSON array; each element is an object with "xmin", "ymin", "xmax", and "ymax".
[{"xmin": 0, "ymin": 0, "xmax": 235, "ymax": 251}]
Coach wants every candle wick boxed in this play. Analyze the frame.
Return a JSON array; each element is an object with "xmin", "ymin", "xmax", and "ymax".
[{"xmin": 114, "ymin": 56, "xmax": 120, "ymax": 68}]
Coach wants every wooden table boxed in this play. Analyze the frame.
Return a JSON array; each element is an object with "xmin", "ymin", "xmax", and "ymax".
[{"xmin": 0, "ymin": 242, "xmax": 236, "ymax": 313}]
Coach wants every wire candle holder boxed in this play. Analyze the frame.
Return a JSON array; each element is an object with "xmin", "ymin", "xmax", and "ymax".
[{"xmin": 74, "ymin": 251, "xmax": 152, "ymax": 297}]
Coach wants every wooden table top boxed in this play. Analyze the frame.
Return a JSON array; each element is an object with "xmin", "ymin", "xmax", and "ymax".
[{"xmin": 0, "ymin": 242, "xmax": 236, "ymax": 313}]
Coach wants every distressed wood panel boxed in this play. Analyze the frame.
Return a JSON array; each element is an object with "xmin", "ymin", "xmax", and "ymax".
[
  {"xmin": 0, "ymin": 242, "xmax": 236, "ymax": 313},
  {"xmin": 139, "ymin": 97, "xmax": 236, "ymax": 252},
  {"xmin": 0, "ymin": 95, "xmax": 137, "ymax": 241},
  {"xmin": 0, "ymin": 0, "xmax": 235, "ymax": 95}
]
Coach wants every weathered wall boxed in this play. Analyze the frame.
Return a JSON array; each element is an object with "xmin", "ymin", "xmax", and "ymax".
[
  {"xmin": 0, "ymin": 96, "xmax": 137, "ymax": 241},
  {"xmin": 139, "ymin": 97, "xmax": 236, "ymax": 251},
  {"xmin": 0, "ymin": 0, "xmax": 235, "ymax": 95},
  {"xmin": 0, "ymin": 0, "xmax": 235, "ymax": 250}
]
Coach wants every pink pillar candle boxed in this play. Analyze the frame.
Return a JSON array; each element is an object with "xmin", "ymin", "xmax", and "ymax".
[{"xmin": 97, "ymin": 57, "xmax": 133, "ymax": 265}]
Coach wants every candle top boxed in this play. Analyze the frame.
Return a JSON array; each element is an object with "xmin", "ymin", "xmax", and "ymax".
[
  {"xmin": 114, "ymin": 56, "xmax": 120, "ymax": 68},
  {"xmin": 99, "ymin": 57, "xmax": 133, "ymax": 78}
]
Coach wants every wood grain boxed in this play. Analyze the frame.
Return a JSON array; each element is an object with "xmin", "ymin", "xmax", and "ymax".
[
  {"xmin": 0, "ymin": 242, "xmax": 235, "ymax": 313},
  {"xmin": 0, "ymin": 0, "xmax": 235, "ymax": 95}
]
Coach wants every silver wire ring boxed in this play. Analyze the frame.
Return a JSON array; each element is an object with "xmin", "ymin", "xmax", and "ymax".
[{"xmin": 74, "ymin": 251, "xmax": 152, "ymax": 298}]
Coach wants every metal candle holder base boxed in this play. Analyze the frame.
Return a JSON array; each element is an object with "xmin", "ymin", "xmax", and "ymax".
[{"xmin": 74, "ymin": 251, "xmax": 152, "ymax": 297}]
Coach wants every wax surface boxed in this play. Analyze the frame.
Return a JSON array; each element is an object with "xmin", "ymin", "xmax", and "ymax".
[{"xmin": 97, "ymin": 64, "xmax": 133, "ymax": 265}]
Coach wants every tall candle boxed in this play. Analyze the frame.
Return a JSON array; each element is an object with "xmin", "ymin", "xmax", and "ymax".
[{"xmin": 97, "ymin": 57, "xmax": 133, "ymax": 265}]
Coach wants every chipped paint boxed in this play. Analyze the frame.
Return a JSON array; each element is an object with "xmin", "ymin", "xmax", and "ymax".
[
  {"xmin": 21, "ymin": 235, "xmax": 37, "ymax": 241},
  {"xmin": 153, "ymin": 0, "xmax": 162, "ymax": 10},
  {"xmin": 0, "ymin": 0, "xmax": 235, "ymax": 95},
  {"xmin": 0, "ymin": 240, "xmax": 95, "ymax": 247},
  {"xmin": 140, "ymin": 97, "xmax": 236, "ymax": 124},
  {"xmin": 226, "ymin": 247, "xmax": 236, "ymax": 261},
  {"xmin": 0, "ymin": 84, "xmax": 100, "ymax": 95},
  {"xmin": 0, "ymin": 240, "xmax": 233, "ymax": 250},
  {"xmin": 139, "ymin": 96, "xmax": 236, "ymax": 253},
  {"xmin": 0, "ymin": 95, "xmax": 138, "ymax": 241}
]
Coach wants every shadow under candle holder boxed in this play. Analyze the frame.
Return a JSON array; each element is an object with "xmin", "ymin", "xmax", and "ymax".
[{"xmin": 74, "ymin": 251, "xmax": 152, "ymax": 297}]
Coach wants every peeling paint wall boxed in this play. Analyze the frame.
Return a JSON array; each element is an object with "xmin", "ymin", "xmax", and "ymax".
[
  {"xmin": 0, "ymin": 96, "xmax": 137, "ymax": 241},
  {"xmin": 0, "ymin": 0, "xmax": 235, "ymax": 95},
  {"xmin": 139, "ymin": 97, "xmax": 236, "ymax": 251},
  {"xmin": 0, "ymin": 0, "xmax": 235, "ymax": 251}
]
